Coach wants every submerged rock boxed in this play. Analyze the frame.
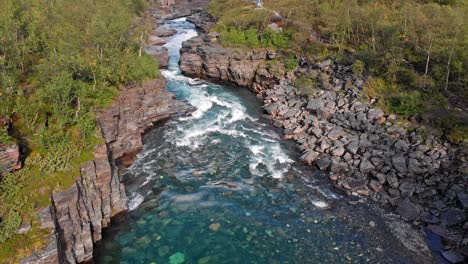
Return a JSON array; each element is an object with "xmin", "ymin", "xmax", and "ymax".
[{"xmin": 209, "ymin": 223, "xmax": 221, "ymax": 232}]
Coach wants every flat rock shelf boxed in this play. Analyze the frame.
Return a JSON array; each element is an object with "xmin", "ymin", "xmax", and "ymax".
[{"xmin": 93, "ymin": 18, "xmax": 431, "ymax": 264}]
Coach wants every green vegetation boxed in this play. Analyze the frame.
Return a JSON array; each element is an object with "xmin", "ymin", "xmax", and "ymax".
[
  {"xmin": 208, "ymin": 0, "xmax": 467, "ymax": 142},
  {"xmin": 0, "ymin": 0, "xmax": 158, "ymax": 261}
]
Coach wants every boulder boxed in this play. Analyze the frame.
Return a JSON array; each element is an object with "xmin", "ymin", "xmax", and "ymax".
[
  {"xmin": 392, "ymin": 155, "xmax": 407, "ymax": 173},
  {"xmin": 359, "ymin": 158, "xmax": 375, "ymax": 174},
  {"xmin": 442, "ymin": 250, "xmax": 465, "ymax": 264},
  {"xmin": 149, "ymin": 36, "xmax": 166, "ymax": 45},
  {"xmin": 396, "ymin": 198, "xmax": 420, "ymax": 221},
  {"xmin": 398, "ymin": 181, "xmax": 416, "ymax": 197},
  {"xmin": 264, "ymin": 103, "xmax": 278, "ymax": 115},
  {"xmin": 440, "ymin": 208, "xmax": 465, "ymax": 227},
  {"xmin": 345, "ymin": 141, "xmax": 359, "ymax": 155},
  {"xmin": 331, "ymin": 147, "xmax": 345, "ymax": 157},
  {"xmin": 154, "ymin": 27, "xmax": 177, "ymax": 37},
  {"xmin": 306, "ymin": 98, "xmax": 323, "ymax": 111},
  {"xmin": 387, "ymin": 173, "xmax": 399, "ymax": 189},
  {"xmin": 367, "ymin": 108, "xmax": 384, "ymax": 120},
  {"xmin": 316, "ymin": 157, "xmax": 331, "ymax": 170},
  {"xmin": 408, "ymin": 158, "xmax": 424, "ymax": 174},
  {"xmin": 394, "ymin": 139, "xmax": 409, "ymax": 152},
  {"xmin": 300, "ymin": 151, "xmax": 319, "ymax": 165}
]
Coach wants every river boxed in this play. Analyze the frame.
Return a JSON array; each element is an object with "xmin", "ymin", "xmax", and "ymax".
[{"xmin": 94, "ymin": 18, "xmax": 419, "ymax": 264}]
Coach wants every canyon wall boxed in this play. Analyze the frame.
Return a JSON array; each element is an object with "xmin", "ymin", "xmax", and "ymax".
[{"xmin": 22, "ymin": 78, "xmax": 192, "ymax": 264}]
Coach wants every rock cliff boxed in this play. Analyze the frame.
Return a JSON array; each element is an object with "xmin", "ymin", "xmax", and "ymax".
[{"xmin": 22, "ymin": 78, "xmax": 193, "ymax": 264}]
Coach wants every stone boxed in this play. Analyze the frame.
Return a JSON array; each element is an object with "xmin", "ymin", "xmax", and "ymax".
[
  {"xmin": 145, "ymin": 45, "xmax": 169, "ymax": 68},
  {"xmin": 304, "ymin": 115, "xmax": 319, "ymax": 126},
  {"xmin": 457, "ymin": 192, "xmax": 468, "ymax": 209},
  {"xmin": 264, "ymin": 103, "xmax": 278, "ymax": 114},
  {"xmin": 369, "ymin": 180, "xmax": 382, "ymax": 192},
  {"xmin": 316, "ymin": 157, "xmax": 331, "ymax": 170},
  {"xmin": 306, "ymin": 99, "xmax": 323, "ymax": 110},
  {"xmin": 367, "ymin": 109, "xmax": 384, "ymax": 120},
  {"xmin": 330, "ymin": 160, "xmax": 348, "ymax": 173},
  {"xmin": 149, "ymin": 36, "xmax": 166, "ymax": 45},
  {"xmin": 441, "ymin": 250, "xmax": 465, "ymax": 263},
  {"xmin": 345, "ymin": 141, "xmax": 359, "ymax": 155},
  {"xmin": 300, "ymin": 151, "xmax": 319, "ymax": 165},
  {"xmin": 392, "ymin": 155, "xmax": 407, "ymax": 173},
  {"xmin": 385, "ymin": 173, "xmax": 398, "ymax": 189},
  {"xmin": 317, "ymin": 108, "xmax": 333, "ymax": 120},
  {"xmin": 399, "ymin": 181, "xmax": 416, "ymax": 197},
  {"xmin": 154, "ymin": 27, "xmax": 177, "ymax": 37},
  {"xmin": 318, "ymin": 59, "xmax": 332, "ymax": 69},
  {"xmin": 394, "ymin": 140, "xmax": 409, "ymax": 152},
  {"xmin": 198, "ymin": 256, "xmax": 212, "ymax": 264},
  {"xmin": 331, "ymin": 147, "xmax": 345, "ymax": 157},
  {"xmin": 396, "ymin": 199, "xmax": 420, "ymax": 221},
  {"xmin": 328, "ymin": 127, "xmax": 343, "ymax": 140},
  {"xmin": 359, "ymin": 158, "xmax": 375, "ymax": 174},
  {"xmin": 348, "ymin": 179, "xmax": 368, "ymax": 190},
  {"xmin": 209, "ymin": 223, "xmax": 221, "ymax": 232},
  {"xmin": 440, "ymin": 208, "xmax": 465, "ymax": 227},
  {"xmin": 375, "ymin": 173, "xmax": 386, "ymax": 184},
  {"xmin": 420, "ymin": 212, "xmax": 439, "ymax": 224},
  {"xmin": 320, "ymin": 140, "xmax": 330, "ymax": 151},
  {"xmin": 408, "ymin": 158, "xmax": 423, "ymax": 174},
  {"xmin": 284, "ymin": 109, "xmax": 299, "ymax": 118},
  {"xmin": 309, "ymin": 127, "xmax": 323, "ymax": 138}
]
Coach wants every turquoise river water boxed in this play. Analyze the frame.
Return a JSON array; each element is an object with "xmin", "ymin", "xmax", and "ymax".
[{"xmin": 94, "ymin": 18, "xmax": 420, "ymax": 264}]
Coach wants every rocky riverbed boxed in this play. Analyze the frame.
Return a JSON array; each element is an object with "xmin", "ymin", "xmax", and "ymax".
[
  {"xmin": 179, "ymin": 11, "xmax": 468, "ymax": 262},
  {"xmin": 94, "ymin": 16, "xmax": 435, "ymax": 264}
]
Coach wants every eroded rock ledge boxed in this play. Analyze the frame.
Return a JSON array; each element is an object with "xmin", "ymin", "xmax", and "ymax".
[
  {"xmin": 22, "ymin": 78, "xmax": 193, "ymax": 264},
  {"xmin": 180, "ymin": 31, "xmax": 468, "ymax": 261}
]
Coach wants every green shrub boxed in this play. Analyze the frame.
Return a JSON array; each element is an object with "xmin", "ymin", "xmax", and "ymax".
[
  {"xmin": 295, "ymin": 76, "xmax": 318, "ymax": 97},
  {"xmin": 260, "ymin": 29, "xmax": 292, "ymax": 50},
  {"xmin": 284, "ymin": 55, "xmax": 299, "ymax": 71},
  {"xmin": 388, "ymin": 90, "xmax": 425, "ymax": 116},
  {"xmin": 245, "ymin": 28, "xmax": 260, "ymax": 48},
  {"xmin": 0, "ymin": 171, "xmax": 29, "ymax": 243},
  {"xmin": 352, "ymin": 60, "xmax": 365, "ymax": 77},
  {"xmin": 124, "ymin": 54, "xmax": 159, "ymax": 83},
  {"xmin": 0, "ymin": 127, "xmax": 13, "ymax": 144}
]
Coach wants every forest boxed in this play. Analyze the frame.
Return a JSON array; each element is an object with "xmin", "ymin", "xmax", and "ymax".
[
  {"xmin": 0, "ymin": 0, "xmax": 157, "ymax": 260},
  {"xmin": 207, "ymin": 0, "xmax": 467, "ymax": 142}
]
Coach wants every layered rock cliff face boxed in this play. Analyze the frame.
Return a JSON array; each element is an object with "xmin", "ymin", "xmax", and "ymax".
[
  {"xmin": 22, "ymin": 79, "xmax": 193, "ymax": 264},
  {"xmin": 180, "ymin": 30, "xmax": 468, "ymax": 260}
]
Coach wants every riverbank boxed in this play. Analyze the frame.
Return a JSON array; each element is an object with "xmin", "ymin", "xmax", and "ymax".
[
  {"xmin": 179, "ymin": 10, "xmax": 467, "ymax": 262},
  {"xmin": 11, "ymin": 2, "xmax": 208, "ymax": 263}
]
